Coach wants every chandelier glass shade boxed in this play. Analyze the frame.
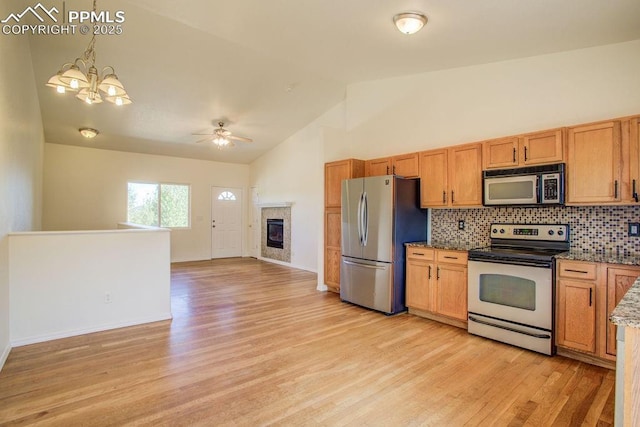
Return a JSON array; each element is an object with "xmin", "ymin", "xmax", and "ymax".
[{"xmin": 46, "ymin": 1, "xmax": 131, "ymax": 106}]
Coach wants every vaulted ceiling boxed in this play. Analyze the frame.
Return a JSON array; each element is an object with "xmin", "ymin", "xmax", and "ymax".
[{"xmin": 25, "ymin": 0, "xmax": 640, "ymax": 163}]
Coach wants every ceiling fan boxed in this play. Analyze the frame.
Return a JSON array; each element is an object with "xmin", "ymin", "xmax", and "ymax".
[{"xmin": 192, "ymin": 122, "xmax": 253, "ymax": 149}]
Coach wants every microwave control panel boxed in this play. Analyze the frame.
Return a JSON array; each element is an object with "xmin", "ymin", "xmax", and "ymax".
[{"xmin": 541, "ymin": 173, "xmax": 561, "ymax": 203}]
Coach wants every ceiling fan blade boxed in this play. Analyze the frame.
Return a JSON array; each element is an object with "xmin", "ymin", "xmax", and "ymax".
[
  {"xmin": 228, "ymin": 135, "xmax": 253, "ymax": 143},
  {"xmin": 192, "ymin": 133, "xmax": 214, "ymax": 136},
  {"xmin": 195, "ymin": 137, "xmax": 213, "ymax": 144}
]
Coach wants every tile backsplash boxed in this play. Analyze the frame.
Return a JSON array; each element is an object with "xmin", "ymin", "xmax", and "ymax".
[{"xmin": 431, "ymin": 206, "xmax": 640, "ymax": 255}]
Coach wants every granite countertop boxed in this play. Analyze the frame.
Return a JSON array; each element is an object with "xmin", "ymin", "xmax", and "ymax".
[
  {"xmin": 405, "ymin": 241, "xmax": 476, "ymax": 251},
  {"xmin": 555, "ymin": 250, "xmax": 640, "ymax": 266},
  {"xmin": 611, "ymin": 277, "xmax": 640, "ymax": 328}
]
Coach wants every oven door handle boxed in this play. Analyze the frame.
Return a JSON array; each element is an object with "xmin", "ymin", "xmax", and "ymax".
[
  {"xmin": 467, "ymin": 257, "xmax": 552, "ymax": 268},
  {"xmin": 468, "ymin": 315, "xmax": 551, "ymax": 339}
]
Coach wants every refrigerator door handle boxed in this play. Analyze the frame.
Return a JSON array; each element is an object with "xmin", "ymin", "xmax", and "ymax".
[
  {"xmin": 357, "ymin": 192, "xmax": 363, "ymax": 245},
  {"xmin": 362, "ymin": 191, "xmax": 368, "ymax": 246},
  {"xmin": 343, "ymin": 260, "xmax": 386, "ymax": 270}
]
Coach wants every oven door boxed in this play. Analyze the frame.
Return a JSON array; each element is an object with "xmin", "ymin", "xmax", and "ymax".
[
  {"xmin": 467, "ymin": 260, "xmax": 552, "ymax": 329},
  {"xmin": 484, "ymin": 175, "xmax": 538, "ymax": 205}
]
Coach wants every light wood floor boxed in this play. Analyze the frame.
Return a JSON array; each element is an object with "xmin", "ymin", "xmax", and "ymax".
[{"xmin": 0, "ymin": 258, "xmax": 616, "ymax": 426}]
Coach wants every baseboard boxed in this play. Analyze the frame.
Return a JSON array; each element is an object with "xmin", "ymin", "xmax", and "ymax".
[
  {"xmin": 0, "ymin": 342, "xmax": 11, "ymax": 372},
  {"xmin": 256, "ymin": 256, "xmax": 316, "ymax": 273},
  {"xmin": 316, "ymin": 283, "xmax": 328, "ymax": 291},
  {"xmin": 11, "ymin": 313, "xmax": 173, "ymax": 348}
]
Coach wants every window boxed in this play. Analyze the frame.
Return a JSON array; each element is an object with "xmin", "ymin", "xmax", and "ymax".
[
  {"xmin": 218, "ymin": 191, "xmax": 236, "ymax": 201},
  {"xmin": 127, "ymin": 182, "xmax": 190, "ymax": 228}
]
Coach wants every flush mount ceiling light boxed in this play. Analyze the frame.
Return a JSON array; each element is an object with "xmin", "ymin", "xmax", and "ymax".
[
  {"xmin": 46, "ymin": 0, "xmax": 131, "ymax": 106},
  {"xmin": 393, "ymin": 12, "xmax": 427, "ymax": 35},
  {"xmin": 79, "ymin": 128, "xmax": 99, "ymax": 139}
]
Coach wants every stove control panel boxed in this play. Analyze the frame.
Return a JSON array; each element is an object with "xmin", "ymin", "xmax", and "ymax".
[{"xmin": 490, "ymin": 224, "xmax": 569, "ymax": 242}]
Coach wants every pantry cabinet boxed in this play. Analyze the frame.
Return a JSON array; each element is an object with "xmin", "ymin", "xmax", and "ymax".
[
  {"xmin": 324, "ymin": 159, "xmax": 364, "ymax": 292},
  {"xmin": 364, "ymin": 152, "xmax": 420, "ymax": 178},
  {"xmin": 419, "ymin": 143, "xmax": 482, "ymax": 208},
  {"xmin": 406, "ymin": 247, "xmax": 467, "ymax": 326},
  {"xmin": 566, "ymin": 121, "xmax": 622, "ymax": 204},
  {"xmin": 483, "ymin": 129, "xmax": 564, "ymax": 170}
]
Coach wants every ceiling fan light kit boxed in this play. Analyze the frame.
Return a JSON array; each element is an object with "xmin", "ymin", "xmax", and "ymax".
[
  {"xmin": 46, "ymin": 0, "xmax": 131, "ymax": 106},
  {"xmin": 393, "ymin": 12, "xmax": 427, "ymax": 35},
  {"xmin": 192, "ymin": 121, "xmax": 253, "ymax": 149}
]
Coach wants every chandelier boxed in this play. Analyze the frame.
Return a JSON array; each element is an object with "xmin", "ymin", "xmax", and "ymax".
[{"xmin": 46, "ymin": 1, "xmax": 131, "ymax": 106}]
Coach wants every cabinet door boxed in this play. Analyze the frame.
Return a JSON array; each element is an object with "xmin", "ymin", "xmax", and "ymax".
[
  {"xmin": 483, "ymin": 137, "xmax": 518, "ymax": 169},
  {"xmin": 325, "ymin": 161, "xmax": 352, "ymax": 208},
  {"xmin": 556, "ymin": 279, "xmax": 596, "ymax": 353},
  {"xmin": 628, "ymin": 116, "xmax": 640, "ymax": 204},
  {"xmin": 606, "ymin": 267, "xmax": 640, "ymax": 357},
  {"xmin": 520, "ymin": 128, "xmax": 564, "ymax": 166},
  {"xmin": 365, "ymin": 157, "xmax": 391, "ymax": 177},
  {"xmin": 392, "ymin": 153, "xmax": 420, "ymax": 178},
  {"xmin": 325, "ymin": 247, "xmax": 342, "ymax": 290},
  {"xmin": 435, "ymin": 263, "xmax": 467, "ymax": 321},
  {"xmin": 566, "ymin": 121, "xmax": 621, "ymax": 204},
  {"xmin": 448, "ymin": 143, "xmax": 483, "ymax": 207},
  {"xmin": 419, "ymin": 149, "xmax": 448, "ymax": 208},
  {"xmin": 406, "ymin": 260, "xmax": 434, "ymax": 311}
]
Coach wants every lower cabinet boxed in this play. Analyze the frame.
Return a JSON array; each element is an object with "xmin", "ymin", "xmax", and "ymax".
[
  {"xmin": 406, "ymin": 247, "xmax": 468, "ymax": 326},
  {"xmin": 556, "ymin": 259, "xmax": 640, "ymax": 364}
]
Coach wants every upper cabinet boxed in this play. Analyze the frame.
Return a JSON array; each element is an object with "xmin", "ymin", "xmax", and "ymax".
[
  {"xmin": 365, "ymin": 153, "xmax": 420, "ymax": 178},
  {"xmin": 625, "ymin": 116, "xmax": 640, "ymax": 204},
  {"xmin": 483, "ymin": 129, "xmax": 564, "ymax": 170},
  {"xmin": 420, "ymin": 143, "xmax": 482, "ymax": 208},
  {"xmin": 566, "ymin": 121, "xmax": 622, "ymax": 204},
  {"xmin": 325, "ymin": 159, "xmax": 365, "ymax": 208}
]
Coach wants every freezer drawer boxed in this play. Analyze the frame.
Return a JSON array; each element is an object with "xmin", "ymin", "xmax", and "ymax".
[{"xmin": 340, "ymin": 256, "xmax": 394, "ymax": 314}]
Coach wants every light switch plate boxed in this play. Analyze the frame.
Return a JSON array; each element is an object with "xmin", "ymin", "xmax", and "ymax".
[{"xmin": 629, "ymin": 222, "xmax": 640, "ymax": 237}]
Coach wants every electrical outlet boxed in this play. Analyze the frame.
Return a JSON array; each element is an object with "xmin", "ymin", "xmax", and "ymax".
[
  {"xmin": 458, "ymin": 220, "xmax": 465, "ymax": 230},
  {"xmin": 629, "ymin": 222, "xmax": 640, "ymax": 237},
  {"xmin": 104, "ymin": 292, "xmax": 112, "ymax": 304}
]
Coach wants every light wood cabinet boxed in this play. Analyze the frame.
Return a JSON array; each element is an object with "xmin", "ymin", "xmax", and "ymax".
[
  {"xmin": 556, "ymin": 260, "xmax": 640, "ymax": 365},
  {"xmin": 604, "ymin": 266, "xmax": 640, "ymax": 358},
  {"xmin": 365, "ymin": 153, "xmax": 420, "ymax": 178},
  {"xmin": 364, "ymin": 157, "xmax": 391, "ymax": 177},
  {"xmin": 419, "ymin": 143, "xmax": 482, "ymax": 208},
  {"xmin": 557, "ymin": 259, "xmax": 598, "ymax": 354},
  {"xmin": 419, "ymin": 149, "xmax": 448, "ymax": 207},
  {"xmin": 324, "ymin": 159, "xmax": 364, "ymax": 292},
  {"xmin": 405, "ymin": 247, "xmax": 435, "ymax": 312},
  {"xmin": 625, "ymin": 116, "xmax": 640, "ymax": 204},
  {"xmin": 483, "ymin": 129, "xmax": 564, "ymax": 170},
  {"xmin": 566, "ymin": 120, "xmax": 622, "ymax": 204},
  {"xmin": 406, "ymin": 248, "xmax": 467, "ymax": 325}
]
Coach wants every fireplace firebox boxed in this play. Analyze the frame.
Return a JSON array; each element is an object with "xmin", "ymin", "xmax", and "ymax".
[{"xmin": 266, "ymin": 219, "xmax": 284, "ymax": 249}]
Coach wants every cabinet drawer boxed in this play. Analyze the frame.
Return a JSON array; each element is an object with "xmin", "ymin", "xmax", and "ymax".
[
  {"xmin": 558, "ymin": 261, "xmax": 597, "ymax": 280},
  {"xmin": 437, "ymin": 250, "xmax": 468, "ymax": 265},
  {"xmin": 407, "ymin": 246, "xmax": 435, "ymax": 261}
]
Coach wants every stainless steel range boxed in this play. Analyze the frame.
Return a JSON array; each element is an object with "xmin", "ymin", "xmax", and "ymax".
[{"xmin": 467, "ymin": 224, "xmax": 570, "ymax": 355}]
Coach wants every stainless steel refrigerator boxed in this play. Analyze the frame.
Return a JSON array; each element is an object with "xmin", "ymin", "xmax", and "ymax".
[{"xmin": 341, "ymin": 175, "xmax": 428, "ymax": 314}]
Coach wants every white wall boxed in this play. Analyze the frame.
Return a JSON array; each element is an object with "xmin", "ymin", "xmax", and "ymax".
[
  {"xmin": 9, "ymin": 229, "xmax": 171, "ymax": 345},
  {"xmin": 342, "ymin": 40, "xmax": 640, "ymax": 160},
  {"xmin": 250, "ymin": 103, "xmax": 346, "ymax": 280},
  {"xmin": 0, "ymin": 0, "xmax": 45, "ymax": 370},
  {"xmin": 43, "ymin": 144, "xmax": 250, "ymax": 262}
]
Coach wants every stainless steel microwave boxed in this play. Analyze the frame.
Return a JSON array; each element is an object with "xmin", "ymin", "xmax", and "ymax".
[{"xmin": 483, "ymin": 163, "xmax": 565, "ymax": 206}]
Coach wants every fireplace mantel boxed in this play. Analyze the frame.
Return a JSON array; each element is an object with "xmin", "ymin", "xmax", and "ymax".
[{"xmin": 257, "ymin": 202, "xmax": 293, "ymax": 208}]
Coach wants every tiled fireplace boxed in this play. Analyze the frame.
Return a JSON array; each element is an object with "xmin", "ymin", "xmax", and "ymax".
[{"xmin": 261, "ymin": 207, "xmax": 291, "ymax": 262}]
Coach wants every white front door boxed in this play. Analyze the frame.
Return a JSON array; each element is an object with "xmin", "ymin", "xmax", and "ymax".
[{"xmin": 211, "ymin": 187, "xmax": 243, "ymax": 258}]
